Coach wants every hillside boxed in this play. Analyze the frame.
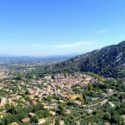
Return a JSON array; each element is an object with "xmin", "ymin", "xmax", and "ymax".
[
  {"xmin": 38, "ymin": 41, "xmax": 125, "ymax": 78},
  {"xmin": 1, "ymin": 72, "xmax": 125, "ymax": 124},
  {"xmin": 1, "ymin": 42, "xmax": 125, "ymax": 124}
]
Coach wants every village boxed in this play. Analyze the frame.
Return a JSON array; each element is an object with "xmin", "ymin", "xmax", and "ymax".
[{"xmin": 0, "ymin": 72, "xmax": 125, "ymax": 124}]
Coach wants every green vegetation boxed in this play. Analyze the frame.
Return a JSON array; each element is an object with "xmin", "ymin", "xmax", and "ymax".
[
  {"xmin": 1, "ymin": 41, "xmax": 125, "ymax": 124},
  {"xmin": 0, "ymin": 73, "xmax": 125, "ymax": 124},
  {"xmin": 27, "ymin": 41, "xmax": 125, "ymax": 79}
]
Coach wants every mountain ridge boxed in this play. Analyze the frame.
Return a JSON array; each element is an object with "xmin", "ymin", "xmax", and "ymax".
[{"xmin": 42, "ymin": 41, "xmax": 125, "ymax": 78}]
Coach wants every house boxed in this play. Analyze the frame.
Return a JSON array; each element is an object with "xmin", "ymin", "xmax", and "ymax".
[
  {"xmin": 21, "ymin": 117, "xmax": 30, "ymax": 123},
  {"xmin": 9, "ymin": 122, "xmax": 19, "ymax": 125},
  {"xmin": 0, "ymin": 97, "xmax": 7, "ymax": 106},
  {"xmin": 29, "ymin": 112, "xmax": 35, "ymax": 118},
  {"xmin": 121, "ymin": 114, "xmax": 125, "ymax": 122},
  {"xmin": 103, "ymin": 122, "xmax": 111, "ymax": 125},
  {"xmin": 85, "ymin": 109, "xmax": 93, "ymax": 114},
  {"xmin": 50, "ymin": 111, "xmax": 56, "ymax": 116},
  {"xmin": 65, "ymin": 109, "xmax": 71, "ymax": 114},
  {"xmin": 59, "ymin": 120, "xmax": 64, "ymax": 125},
  {"xmin": 37, "ymin": 118, "xmax": 46, "ymax": 125},
  {"xmin": 108, "ymin": 101, "xmax": 115, "ymax": 108}
]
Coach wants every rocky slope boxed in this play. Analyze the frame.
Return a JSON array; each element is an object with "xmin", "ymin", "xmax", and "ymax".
[{"xmin": 45, "ymin": 41, "xmax": 125, "ymax": 78}]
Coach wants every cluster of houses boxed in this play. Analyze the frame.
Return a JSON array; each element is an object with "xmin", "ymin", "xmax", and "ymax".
[
  {"xmin": 0, "ymin": 69, "xmax": 8, "ymax": 79},
  {"xmin": 0, "ymin": 73, "xmax": 125, "ymax": 124}
]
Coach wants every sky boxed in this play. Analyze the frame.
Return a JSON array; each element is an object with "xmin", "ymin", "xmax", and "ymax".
[{"xmin": 0, "ymin": 0, "xmax": 125, "ymax": 56}]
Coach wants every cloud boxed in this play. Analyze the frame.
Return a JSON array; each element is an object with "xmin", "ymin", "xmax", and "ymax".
[
  {"xmin": 55, "ymin": 41, "xmax": 94, "ymax": 48},
  {"xmin": 3, "ymin": 41, "xmax": 103, "ymax": 56},
  {"xmin": 97, "ymin": 29, "xmax": 111, "ymax": 34},
  {"xmin": 21, "ymin": 41, "xmax": 95, "ymax": 49}
]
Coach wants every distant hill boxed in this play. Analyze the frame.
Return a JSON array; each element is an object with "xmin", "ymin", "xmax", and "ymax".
[
  {"xmin": 0, "ymin": 55, "xmax": 74, "ymax": 64},
  {"xmin": 42, "ymin": 41, "xmax": 125, "ymax": 78}
]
